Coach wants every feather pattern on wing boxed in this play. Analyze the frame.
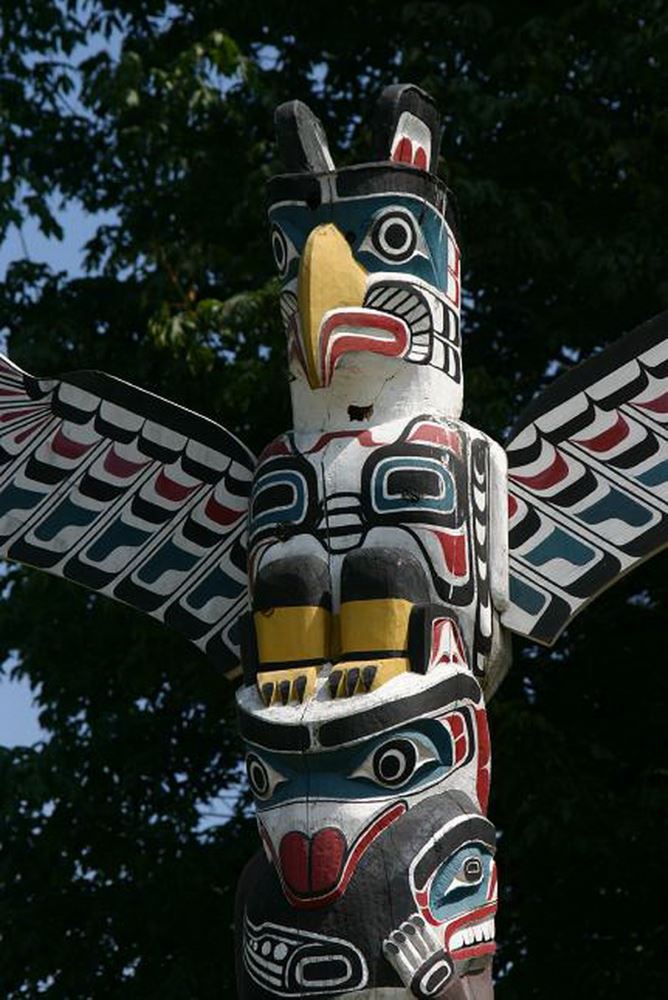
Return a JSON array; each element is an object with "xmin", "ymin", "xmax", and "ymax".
[
  {"xmin": 0, "ymin": 356, "xmax": 255, "ymax": 674},
  {"xmin": 502, "ymin": 311, "xmax": 668, "ymax": 644}
]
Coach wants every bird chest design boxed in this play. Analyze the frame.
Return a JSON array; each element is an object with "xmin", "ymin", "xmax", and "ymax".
[{"xmin": 0, "ymin": 83, "xmax": 666, "ymax": 1000}]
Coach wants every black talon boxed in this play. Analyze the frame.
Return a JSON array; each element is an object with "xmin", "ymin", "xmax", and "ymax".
[
  {"xmin": 345, "ymin": 667, "xmax": 360, "ymax": 696},
  {"xmin": 279, "ymin": 679, "xmax": 291, "ymax": 705},
  {"xmin": 328, "ymin": 669, "xmax": 342, "ymax": 697},
  {"xmin": 261, "ymin": 683, "xmax": 274, "ymax": 706},
  {"xmin": 294, "ymin": 674, "xmax": 307, "ymax": 702},
  {"xmin": 361, "ymin": 664, "xmax": 377, "ymax": 691}
]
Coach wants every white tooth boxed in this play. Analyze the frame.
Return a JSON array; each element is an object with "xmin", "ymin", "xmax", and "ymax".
[
  {"xmin": 450, "ymin": 930, "xmax": 464, "ymax": 950},
  {"xmin": 464, "ymin": 928, "xmax": 474, "ymax": 945},
  {"xmin": 474, "ymin": 925, "xmax": 484, "ymax": 943}
]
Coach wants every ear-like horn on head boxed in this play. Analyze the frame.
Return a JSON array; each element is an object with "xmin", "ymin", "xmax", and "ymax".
[
  {"xmin": 274, "ymin": 100, "xmax": 336, "ymax": 173},
  {"xmin": 372, "ymin": 83, "xmax": 442, "ymax": 174}
]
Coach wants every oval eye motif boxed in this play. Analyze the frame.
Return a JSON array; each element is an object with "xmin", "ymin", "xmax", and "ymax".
[
  {"xmin": 245, "ymin": 752, "xmax": 286, "ymax": 802},
  {"xmin": 449, "ymin": 855, "xmax": 485, "ymax": 893},
  {"xmin": 270, "ymin": 224, "xmax": 297, "ymax": 279},
  {"xmin": 362, "ymin": 208, "xmax": 428, "ymax": 265},
  {"xmin": 351, "ymin": 736, "xmax": 438, "ymax": 789}
]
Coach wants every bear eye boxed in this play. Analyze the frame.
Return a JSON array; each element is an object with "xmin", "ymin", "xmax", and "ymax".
[
  {"xmin": 245, "ymin": 752, "xmax": 286, "ymax": 801},
  {"xmin": 451, "ymin": 856, "xmax": 484, "ymax": 890},
  {"xmin": 351, "ymin": 737, "xmax": 437, "ymax": 789},
  {"xmin": 361, "ymin": 208, "xmax": 429, "ymax": 264},
  {"xmin": 270, "ymin": 224, "xmax": 298, "ymax": 279}
]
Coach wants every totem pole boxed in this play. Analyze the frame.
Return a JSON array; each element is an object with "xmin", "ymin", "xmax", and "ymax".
[{"xmin": 0, "ymin": 85, "xmax": 666, "ymax": 999}]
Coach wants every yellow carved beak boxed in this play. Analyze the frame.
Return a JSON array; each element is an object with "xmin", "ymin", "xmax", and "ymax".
[{"xmin": 297, "ymin": 223, "xmax": 367, "ymax": 388}]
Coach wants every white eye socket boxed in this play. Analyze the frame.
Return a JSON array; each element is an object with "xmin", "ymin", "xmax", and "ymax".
[
  {"xmin": 351, "ymin": 737, "xmax": 437, "ymax": 789},
  {"xmin": 361, "ymin": 208, "xmax": 428, "ymax": 264},
  {"xmin": 245, "ymin": 752, "xmax": 286, "ymax": 802},
  {"xmin": 450, "ymin": 856, "xmax": 484, "ymax": 891},
  {"xmin": 270, "ymin": 224, "xmax": 298, "ymax": 279}
]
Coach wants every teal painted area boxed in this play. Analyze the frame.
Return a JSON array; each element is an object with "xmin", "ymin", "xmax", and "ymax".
[
  {"xmin": 270, "ymin": 192, "xmax": 449, "ymax": 293},
  {"xmin": 34, "ymin": 497, "xmax": 98, "ymax": 542},
  {"xmin": 579, "ymin": 487, "xmax": 652, "ymax": 528},
  {"xmin": 0, "ymin": 482, "xmax": 45, "ymax": 518},
  {"xmin": 137, "ymin": 539, "xmax": 198, "ymax": 585},
  {"xmin": 525, "ymin": 527, "xmax": 594, "ymax": 568},
  {"xmin": 86, "ymin": 518, "xmax": 150, "ymax": 561},
  {"xmin": 509, "ymin": 574, "xmax": 547, "ymax": 615},
  {"xmin": 637, "ymin": 460, "xmax": 668, "ymax": 488},
  {"xmin": 187, "ymin": 565, "xmax": 245, "ymax": 609}
]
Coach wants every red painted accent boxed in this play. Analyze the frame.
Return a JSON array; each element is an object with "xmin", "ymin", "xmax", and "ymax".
[
  {"xmin": 574, "ymin": 411, "xmax": 630, "ymax": 452},
  {"xmin": 406, "ymin": 422, "xmax": 462, "ymax": 454},
  {"xmin": 511, "ymin": 450, "xmax": 569, "ymax": 490},
  {"xmin": 14, "ymin": 415, "xmax": 51, "ymax": 444},
  {"xmin": 319, "ymin": 310, "xmax": 409, "ymax": 386},
  {"xmin": 451, "ymin": 941, "xmax": 496, "ymax": 960},
  {"xmin": 444, "ymin": 901, "xmax": 497, "ymax": 952},
  {"xmin": 430, "ymin": 530, "xmax": 468, "ymax": 577},
  {"xmin": 51, "ymin": 427, "xmax": 92, "ymax": 460},
  {"xmin": 0, "ymin": 405, "xmax": 45, "ymax": 422},
  {"xmin": 508, "ymin": 494, "xmax": 518, "ymax": 518},
  {"xmin": 636, "ymin": 391, "xmax": 668, "ymax": 413},
  {"xmin": 204, "ymin": 494, "xmax": 243, "ymax": 526},
  {"xmin": 393, "ymin": 137, "xmax": 413, "ymax": 163},
  {"xmin": 305, "ymin": 429, "xmax": 380, "ymax": 453},
  {"xmin": 279, "ymin": 831, "xmax": 310, "ymax": 895},
  {"xmin": 0, "ymin": 388, "xmax": 24, "ymax": 396},
  {"xmin": 154, "ymin": 468, "xmax": 199, "ymax": 502},
  {"xmin": 487, "ymin": 860, "xmax": 498, "ymax": 902},
  {"xmin": 258, "ymin": 436, "xmax": 292, "ymax": 461},
  {"xmin": 413, "ymin": 146, "xmax": 428, "ymax": 170},
  {"xmin": 447, "ymin": 712, "xmax": 465, "ymax": 742},
  {"xmin": 475, "ymin": 707, "xmax": 492, "ymax": 814},
  {"xmin": 310, "ymin": 828, "xmax": 347, "ymax": 893},
  {"xmin": 270, "ymin": 802, "xmax": 407, "ymax": 909},
  {"xmin": 104, "ymin": 447, "xmax": 148, "ymax": 478}
]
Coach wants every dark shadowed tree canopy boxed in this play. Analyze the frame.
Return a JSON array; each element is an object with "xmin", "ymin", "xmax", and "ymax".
[{"xmin": 0, "ymin": 2, "xmax": 666, "ymax": 996}]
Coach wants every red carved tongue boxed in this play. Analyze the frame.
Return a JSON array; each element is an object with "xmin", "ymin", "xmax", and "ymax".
[{"xmin": 279, "ymin": 828, "xmax": 346, "ymax": 897}]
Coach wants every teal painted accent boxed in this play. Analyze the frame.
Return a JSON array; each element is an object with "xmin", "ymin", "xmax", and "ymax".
[
  {"xmin": 270, "ymin": 193, "xmax": 449, "ymax": 293},
  {"xmin": 187, "ymin": 565, "xmax": 245, "ymax": 608},
  {"xmin": 34, "ymin": 497, "xmax": 98, "ymax": 542},
  {"xmin": 0, "ymin": 482, "xmax": 45, "ymax": 518},
  {"xmin": 579, "ymin": 487, "xmax": 652, "ymax": 528},
  {"xmin": 509, "ymin": 575, "xmax": 547, "ymax": 615},
  {"xmin": 137, "ymin": 539, "xmax": 198, "ymax": 585},
  {"xmin": 86, "ymin": 518, "xmax": 150, "ymax": 561},
  {"xmin": 372, "ymin": 456, "xmax": 455, "ymax": 513},
  {"xmin": 525, "ymin": 527, "xmax": 594, "ymax": 568},
  {"xmin": 250, "ymin": 469, "xmax": 306, "ymax": 537},
  {"xmin": 637, "ymin": 460, "xmax": 668, "ymax": 488}
]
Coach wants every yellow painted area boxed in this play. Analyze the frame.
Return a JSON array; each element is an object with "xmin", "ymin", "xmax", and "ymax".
[
  {"xmin": 254, "ymin": 605, "xmax": 331, "ymax": 665},
  {"xmin": 340, "ymin": 598, "xmax": 412, "ymax": 655},
  {"xmin": 257, "ymin": 666, "xmax": 317, "ymax": 706},
  {"xmin": 329, "ymin": 657, "xmax": 410, "ymax": 697},
  {"xmin": 297, "ymin": 223, "xmax": 367, "ymax": 388}
]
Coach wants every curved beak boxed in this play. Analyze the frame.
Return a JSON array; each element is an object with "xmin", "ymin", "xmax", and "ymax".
[{"xmin": 297, "ymin": 223, "xmax": 367, "ymax": 388}]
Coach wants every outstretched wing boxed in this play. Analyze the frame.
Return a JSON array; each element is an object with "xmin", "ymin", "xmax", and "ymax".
[
  {"xmin": 0, "ymin": 356, "xmax": 256, "ymax": 674},
  {"xmin": 502, "ymin": 311, "xmax": 668, "ymax": 645}
]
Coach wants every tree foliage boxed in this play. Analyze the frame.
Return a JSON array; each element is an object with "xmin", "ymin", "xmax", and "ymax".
[{"xmin": 0, "ymin": 1, "xmax": 667, "ymax": 996}]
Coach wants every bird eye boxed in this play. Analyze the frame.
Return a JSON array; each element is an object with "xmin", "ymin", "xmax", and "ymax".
[
  {"xmin": 351, "ymin": 736, "xmax": 437, "ymax": 789},
  {"xmin": 361, "ymin": 208, "xmax": 428, "ymax": 264},
  {"xmin": 245, "ymin": 752, "xmax": 286, "ymax": 802},
  {"xmin": 270, "ymin": 224, "xmax": 298, "ymax": 279}
]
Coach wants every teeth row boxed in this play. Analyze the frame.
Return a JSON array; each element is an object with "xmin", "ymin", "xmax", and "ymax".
[{"xmin": 449, "ymin": 918, "xmax": 495, "ymax": 951}]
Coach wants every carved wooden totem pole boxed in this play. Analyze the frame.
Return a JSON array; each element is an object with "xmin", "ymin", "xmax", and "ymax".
[{"xmin": 0, "ymin": 85, "xmax": 666, "ymax": 999}]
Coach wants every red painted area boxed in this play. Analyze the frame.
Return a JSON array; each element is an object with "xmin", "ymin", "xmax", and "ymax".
[
  {"xmin": 413, "ymin": 146, "xmax": 428, "ymax": 169},
  {"xmin": 406, "ymin": 422, "xmax": 462, "ymax": 454},
  {"xmin": 104, "ymin": 447, "xmax": 148, "ymax": 478},
  {"xmin": 508, "ymin": 494, "xmax": 518, "ymax": 518},
  {"xmin": 306, "ymin": 429, "xmax": 380, "ymax": 453},
  {"xmin": 444, "ymin": 902, "xmax": 497, "ymax": 953},
  {"xmin": 574, "ymin": 411, "xmax": 630, "ymax": 452},
  {"xmin": 430, "ymin": 529, "xmax": 468, "ymax": 577},
  {"xmin": 310, "ymin": 828, "xmax": 347, "ymax": 893},
  {"xmin": 475, "ymin": 707, "xmax": 491, "ymax": 814},
  {"xmin": 512, "ymin": 449, "xmax": 569, "ymax": 490},
  {"xmin": 320, "ymin": 310, "xmax": 409, "ymax": 386},
  {"xmin": 258, "ymin": 436, "xmax": 292, "ymax": 461},
  {"xmin": 154, "ymin": 468, "xmax": 199, "ymax": 502},
  {"xmin": 14, "ymin": 415, "xmax": 51, "ymax": 444},
  {"xmin": 51, "ymin": 427, "xmax": 92, "ymax": 460},
  {"xmin": 274, "ymin": 802, "xmax": 407, "ymax": 909},
  {"xmin": 393, "ymin": 137, "xmax": 413, "ymax": 163},
  {"xmin": 0, "ymin": 404, "xmax": 45, "ymax": 422},
  {"xmin": 636, "ymin": 391, "xmax": 668, "ymax": 413},
  {"xmin": 204, "ymin": 494, "xmax": 243, "ymax": 526}
]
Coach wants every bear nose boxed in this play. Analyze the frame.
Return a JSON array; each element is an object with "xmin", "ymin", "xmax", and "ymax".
[{"xmin": 279, "ymin": 828, "xmax": 347, "ymax": 897}]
